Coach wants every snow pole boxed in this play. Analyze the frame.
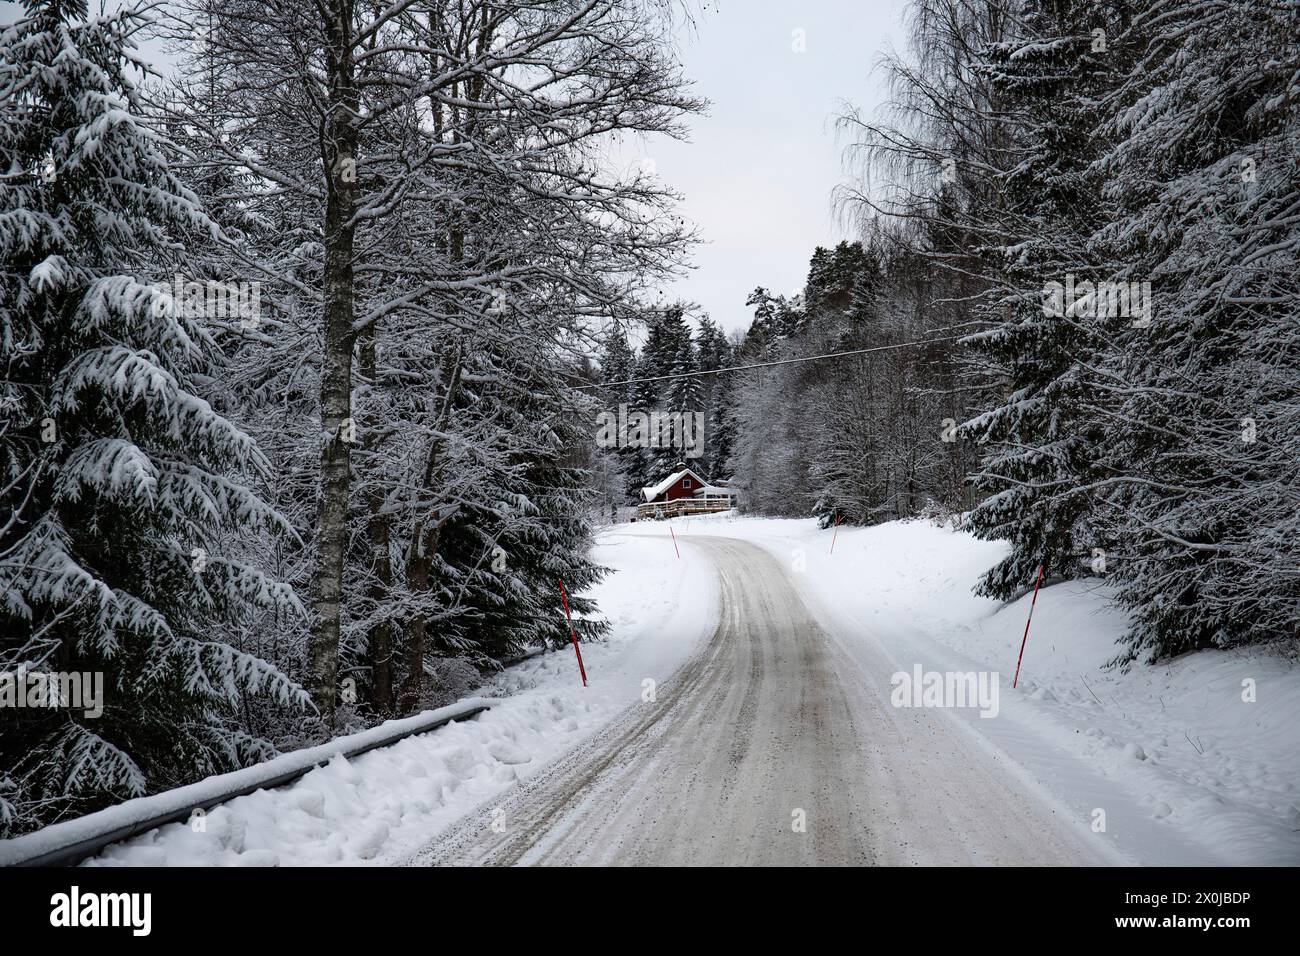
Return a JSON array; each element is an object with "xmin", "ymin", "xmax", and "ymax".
[
  {"xmin": 669, "ymin": 522, "xmax": 680, "ymax": 559},
  {"xmin": 830, "ymin": 513, "xmax": 843, "ymax": 554},
  {"xmin": 558, "ymin": 578, "xmax": 588, "ymax": 687},
  {"xmin": 1012, "ymin": 564, "xmax": 1046, "ymax": 689}
]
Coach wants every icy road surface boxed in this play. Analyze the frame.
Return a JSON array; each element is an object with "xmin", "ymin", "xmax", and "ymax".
[{"xmin": 410, "ymin": 536, "xmax": 1112, "ymax": 866}]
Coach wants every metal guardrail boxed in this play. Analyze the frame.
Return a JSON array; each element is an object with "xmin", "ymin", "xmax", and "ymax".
[
  {"xmin": 7, "ymin": 703, "xmax": 491, "ymax": 868},
  {"xmin": 6, "ymin": 628, "xmax": 568, "ymax": 866}
]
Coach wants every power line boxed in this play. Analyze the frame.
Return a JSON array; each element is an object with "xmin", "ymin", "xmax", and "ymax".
[{"xmin": 576, "ymin": 334, "xmax": 966, "ymax": 391}]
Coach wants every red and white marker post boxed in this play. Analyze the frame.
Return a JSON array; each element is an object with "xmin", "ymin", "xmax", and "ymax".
[
  {"xmin": 558, "ymin": 578, "xmax": 588, "ymax": 687},
  {"xmin": 669, "ymin": 523, "xmax": 680, "ymax": 559},
  {"xmin": 1012, "ymin": 564, "xmax": 1046, "ymax": 689}
]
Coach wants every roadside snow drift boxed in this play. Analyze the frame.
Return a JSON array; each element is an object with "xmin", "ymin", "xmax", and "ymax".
[{"xmin": 66, "ymin": 529, "xmax": 715, "ymax": 866}]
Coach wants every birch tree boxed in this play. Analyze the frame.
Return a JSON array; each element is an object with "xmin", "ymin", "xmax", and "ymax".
[{"xmin": 161, "ymin": 0, "xmax": 701, "ymax": 721}]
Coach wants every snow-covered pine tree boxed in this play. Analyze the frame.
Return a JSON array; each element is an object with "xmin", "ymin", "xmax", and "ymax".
[
  {"xmin": 726, "ymin": 221, "xmax": 975, "ymax": 526},
  {"xmin": 1086, "ymin": 0, "xmax": 1300, "ymax": 661},
  {"xmin": 804, "ymin": 241, "xmax": 873, "ymax": 318},
  {"xmin": 955, "ymin": 0, "xmax": 1128, "ymax": 599},
  {"xmin": 598, "ymin": 326, "xmax": 637, "ymax": 505},
  {"xmin": 0, "ymin": 0, "xmax": 306, "ymax": 834},
  {"xmin": 799, "ymin": 241, "xmax": 888, "ymax": 525},
  {"xmin": 727, "ymin": 287, "xmax": 820, "ymax": 516},
  {"xmin": 666, "ymin": 336, "xmax": 704, "ymax": 427},
  {"xmin": 742, "ymin": 288, "xmax": 778, "ymax": 355},
  {"xmin": 694, "ymin": 316, "xmax": 732, "ymax": 478}
]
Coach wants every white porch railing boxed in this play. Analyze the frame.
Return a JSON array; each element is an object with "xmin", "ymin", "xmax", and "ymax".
[{"xmin": 636, "ymin": 496, "xmax": 735, "ymax": 520}]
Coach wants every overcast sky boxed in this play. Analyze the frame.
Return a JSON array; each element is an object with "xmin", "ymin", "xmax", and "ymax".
[
  {"xmin": 652, "ymin": 0, "xmax": 910, "ymax": 332},
  {"xmin": 2, "ymin": 0, "xmax": 910, "ymax": 334}
]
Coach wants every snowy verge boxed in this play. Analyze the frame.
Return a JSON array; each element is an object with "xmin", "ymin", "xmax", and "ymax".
[
  {"xmin": 630, "ymin": 513, "xmax": 1300, "ymax": 866},
  {"xmin": 0, "ymin": 699, "xmax": 493, "ymax": 867},
  {"xmin": 53, "ymin": 528, "xmax": 715, "ymax": 866}
]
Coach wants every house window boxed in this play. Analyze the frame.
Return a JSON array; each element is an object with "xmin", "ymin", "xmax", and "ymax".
[{"xmin": 682, "ymin": 478, "xmax": 692, "ymax": 488}]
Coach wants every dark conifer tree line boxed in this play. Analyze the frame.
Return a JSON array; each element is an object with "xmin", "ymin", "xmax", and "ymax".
[{"xmin": 724, "ymin": 0, "xmax": 1298, "ymax": 666}]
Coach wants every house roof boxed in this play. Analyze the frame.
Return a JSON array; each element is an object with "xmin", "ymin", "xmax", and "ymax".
[
  {"xmin": 641, "ymin": 467, "xmax": 707, "ymax": 502},
  {"xmin": 692, "ymin": 484, "xmax": 733, "ymax": 497}
]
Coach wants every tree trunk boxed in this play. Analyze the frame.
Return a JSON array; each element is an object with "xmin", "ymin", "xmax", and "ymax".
[
  {"xmin": 360, "ymin": 332, "xmax": 393, "ymax": 714},
  {"xmin": 395, "ymin": 351, "xmax": 461, "ymax": 715},
  {"xmin": 398, "ymin": 523, "xmax": 440, "ymax": 715},
  {"xmin": 308, "ymin": 6, "xmax": 359, "ymax": 726},
  {"xmin": 368, "ymin": 498, "xmax": 394, "ymax": 713}
]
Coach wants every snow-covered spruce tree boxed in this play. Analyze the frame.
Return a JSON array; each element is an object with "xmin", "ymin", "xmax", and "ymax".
[
  {"xmin": 627, "ymin": 306, "xmax": 691, "ymax": 486},
  {"xmin": 832, "ymin": 0, "xmax": 1297, "ymax": 662},
  {"xmin": 666, "ymin": 334, "xmax": 704, "ymax": 461},
  {"xmin": 0, "ymin": 0, "xmax": 305, "ymax": 834},
  {"xmin": 835, "ymin": 0, "xmax": 1125, "ymax": 594},
  {"xmin": 694, "ymin": 316, "xmax": 732, "ymax": 479},
  {"xmin": 1085, "ymin": 0, "xmax": 1300, "ymax": 661},
  {"xmin": 956, "ymin": 0, "xmax": 1132, "ymax": 600},
  {"xmin": 623, "ymin": 348, "xmax": 658, "ymax": 497},
  {"xmin": 431, "ymin": 366, "xmax": 609, "ymax": 673},
  {"xmin": 707, "ymin": 387, "xmax": 738, "ymax": 482},
  {"xmin": 597, "ymin": 326, "xmax": 637, "ymax": 506},
  {"xmin": 154, "ymin": 13, "xmax": 324, "ymax": 733}
]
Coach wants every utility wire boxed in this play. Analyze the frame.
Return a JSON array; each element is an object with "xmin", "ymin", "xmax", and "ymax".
[{"xmin": 575, "ymin": 334, "xmax": 966, "ymax": 390}]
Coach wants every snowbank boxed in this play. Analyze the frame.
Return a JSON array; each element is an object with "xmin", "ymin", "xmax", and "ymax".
[
  {"xmin": 56, "ymin": 529, "xmax": 716, "ymax": 866},
  {"xmin": 0, "ymin": 698, "xmax": 493, "ymax": 867}
]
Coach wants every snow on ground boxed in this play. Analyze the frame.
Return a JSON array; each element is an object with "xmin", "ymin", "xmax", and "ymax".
[
  {"xmin": 640, "ymin": 512, "xmax": 1300, "ymax": 866},
  {"xmin": 72, "ymin": 530, "xmax": 716, "ymax": 866},
  {"xmin": 34, "ymin": 511, "xmax": 1297, "ymax": 867}
]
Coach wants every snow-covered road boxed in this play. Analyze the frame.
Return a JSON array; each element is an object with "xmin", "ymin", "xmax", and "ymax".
[{"xmin": 408, "ymin": 536, "xmax": 1112, "ymax": 866}]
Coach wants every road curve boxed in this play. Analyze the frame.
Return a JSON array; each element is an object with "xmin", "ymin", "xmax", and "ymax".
[{"xmin": 409, "ymin": 536, "xmax": 1110, "ymax": 866}]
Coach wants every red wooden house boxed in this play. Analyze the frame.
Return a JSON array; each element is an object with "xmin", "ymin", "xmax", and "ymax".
[{"xmin": 637, "ymin": 464, "xmax": 736, "ymax": 519}]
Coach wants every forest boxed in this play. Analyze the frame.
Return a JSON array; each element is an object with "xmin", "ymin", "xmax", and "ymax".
[
  {"xmin": 3, "ymin": 0, "xmax": 1297, "ymax": 837},
  {"xmin": 607, "ymin": 0, "xmax": 1298, "ymax": 684},
  {"xmin": 1, "ymin": 0, "xmax": 701, "ymax": 834}
]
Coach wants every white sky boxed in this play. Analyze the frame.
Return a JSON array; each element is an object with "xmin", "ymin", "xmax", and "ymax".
[
  {"xmin": 1, "ymin": 0, "xmax": 911, "ymax": 334},
  {"xmin": 652, "ymin": 0, "xmax": 910, "ymax": 331}
]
